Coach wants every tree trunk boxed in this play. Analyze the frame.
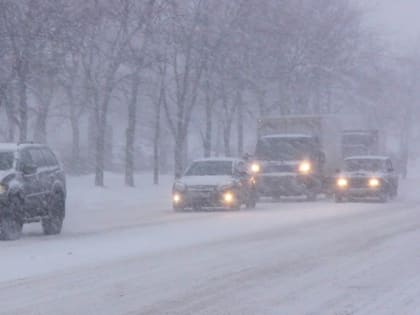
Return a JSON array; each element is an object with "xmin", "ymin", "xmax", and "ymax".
[
  {"xmin": 400, "ymin": 107, "xmax": 412, "ymax": 179},
  {"xmin": 204, "ymin": 97, "xmax": 212, "ymax": 157},
  {"xmin": 94, "ymin": 73, "xmax": 114, "ymax": 186},
  {"xmin": 2, "ymin": 88, "xmax": 16, "ymax": 141},
  {"xmin": 70, "ymin": 116, "xmax": 81, "ymax": 173},
  {"xmin": 17, "ymin": 72, "xmax": 27, "ymax": 142},
  {"xmin": 257, "ymin": 89, "xmax": 267, "ymax": 117},
  {"xmin": 236, "ymin": 91, "xmax": 244, "ymax": 156},
  {"xmin": 153, "ymin": 87, "xmax": 162, "ymax": 185},
  {"xmin": 125, "ymin": 74, "xmax": 140, "ymax": 187},
  {"xmin": 95, "ymin": 115, "xmax": 106, "ymax": 186},
  {"xmin": 34, "ymin": 105, "xmax": 48, "ymax": 144},
  {"xmin": 223, "ymin": 123, "xmax": 232, "ymax": 157},
  {"xmin": 174, "ymin": 133, "xmax": 185, "ymax": 178}
]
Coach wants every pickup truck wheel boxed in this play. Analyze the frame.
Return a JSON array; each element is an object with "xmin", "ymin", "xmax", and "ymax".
[
  {"xmin": 334, "ymin": 194, "xmax": 345, "ymax": 203},
  {"xmin": 173, "ymin": 205, "xmax": 185, "ymax": 212},
  {"xmin": 0, "ymin": 198, "xmax": 23, "ymax": 241},
  {"xmin": 379, "ymin": 191, "xmax": 389, "ymax": 203},
  {"xmin": 305, "ymin": 190, "xmax": 317, "ymax": 202},
  {"xmin": 42, "ymin": 192, "xmax": 65, "ymax": 235}
]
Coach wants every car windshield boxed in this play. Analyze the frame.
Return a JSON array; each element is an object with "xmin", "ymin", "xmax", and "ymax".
[
  {"xmin": 0, "ymin": 151, "xmax": 14, "ymax": 170},
  {"xmin": 185, "ymin": 161, "xmax": 233, "ymax": 176},
  {"xmin": 345, "ymin": 159, "xmax": 384, "ymax": 172},
  {"xmin": 255, "ymin": 137, "xmax": 317, "ymax": 161}
]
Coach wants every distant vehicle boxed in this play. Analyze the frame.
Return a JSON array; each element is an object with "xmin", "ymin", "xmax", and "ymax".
[
  {"xmin": 0, "ymin": 143, "xmax": 66, "ymax": 240},
  {"xmin": 334, "ymin": 156, "xmax": 398, "ymax": 203},
  {"xmin": 341, "ymin": 130, "xmax": 382, "ymax": 158},
  {"xmin": 250, "ymin": 115, "xmax": 341, "ymax": 200},
  {"xmin": 172, "ymin": 158, "xmax": 257, "ymax": 211}
]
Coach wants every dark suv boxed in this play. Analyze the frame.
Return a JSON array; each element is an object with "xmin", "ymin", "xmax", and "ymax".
[{"xmin": 0, "ymin": 143, "xmax": 66, "ymax": 240}]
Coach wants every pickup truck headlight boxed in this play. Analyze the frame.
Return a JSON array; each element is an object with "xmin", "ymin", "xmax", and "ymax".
[
  {"xmin": 223, "ymin": 191, "xmax": 235, "ymax": 204},
  {"xmin": 173, "ymin": 193, "xmax": 182, "ymax": 203},
  {"xmin": 336, "ymin": 178, "xmax": 348, "ymax": 188},
  {"xmin": 298, "ymin": 161, "xmax": 312, "ymax": 174}
]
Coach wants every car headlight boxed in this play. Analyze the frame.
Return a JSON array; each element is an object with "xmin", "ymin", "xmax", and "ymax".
[
  {"xmin": 173, "ymin": 182, "xmax": 187, "ymax": 192},
  {"xmin": 0, "ymin": 184, "xmax": 7, "ymax": 194},
  {"xmin": 369, "ymin": 178, "xmax": 380, "ymax": 188},
  {"xmin": 336, "ymin": 178, "xmax": 348, "ymax": 188},
  {"xmin": 250, "ymin": 163, "xmax": 261, "ymax": 173},
  {"xmin": 298, "ymin": 161, "xmax": 312, "ymax": 174}
]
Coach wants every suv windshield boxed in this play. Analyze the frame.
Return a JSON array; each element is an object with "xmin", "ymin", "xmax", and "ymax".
[
  {"xmin": 345, "ymin": 159, "xmax": 384, "ymax": 172},
  {"xmin": 0, "ymin": 151, "xmax": 14, "ymax": 170},
  {"xmin": 185, "ymin": 161, "xmax": 233, "ymax": 176},
  {"xmin": 255, "ymin": 137, "xmax": 317, "ymax": 161}
]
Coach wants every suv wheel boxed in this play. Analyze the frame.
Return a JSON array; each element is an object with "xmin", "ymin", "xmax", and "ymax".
[
  {"xmin": 334, "ymin": 194, "xmax": 345, "ymax": 203},
  {"xmin": 305, "ymin": 190, "xmax": 317, "ymax": 202},
  {"xmin": 42, "ymin": 191, "xmax": 65, "ymax": 235},
  {"xmin": 0, "ymin": 198, "xmax": 23, "ymax": 241}
]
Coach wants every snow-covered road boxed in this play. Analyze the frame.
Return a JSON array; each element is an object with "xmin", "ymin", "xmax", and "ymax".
[{"xmin": 0, "ymin": 173, "xmax": 420, "ymax": 314}]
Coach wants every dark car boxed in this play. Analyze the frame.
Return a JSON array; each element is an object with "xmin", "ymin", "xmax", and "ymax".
[
  {"xmin": 0, "ymin": 143, "xmax": 66, "ymax": 240},
  {"xmin": 172, "ymin": 158, "xmax": 257, "ymax": 211},
  {"xmin": 334, "ymin": 156, "xmax": 398, "ymax": 203}
]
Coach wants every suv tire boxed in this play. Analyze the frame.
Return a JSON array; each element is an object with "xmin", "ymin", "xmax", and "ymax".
[
  {"xmin": 0, "ymin": 197, "xmax": 23, "ymax": 240},
  {"xmin": 42, "ymin": 191, "xmax": 65, "ymax": 235}
]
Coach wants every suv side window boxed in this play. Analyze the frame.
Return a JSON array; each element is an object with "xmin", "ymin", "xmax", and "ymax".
[
  {"xmin": 29, "ymin": 149, "xmax": 46, "ymax": 168},
  {"xmin": 19, "ymin": 149, "xmax": 33, "ymax": 171},
  {"xmin": 42, "ymin": 148, "xmax": 58, "ymax": 167}
]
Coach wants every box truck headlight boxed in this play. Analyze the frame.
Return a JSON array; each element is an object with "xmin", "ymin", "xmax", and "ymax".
[
  {"xmin": 368, "ymin": 178, "xmax": 380, "ymax": 188},
  {"xmin": 250, "ymin": 163, "xmax": 260, "ymax": 173},
  {"xmin": 298, "ymin": 161, "xmax": 312, "ymax": 174}
]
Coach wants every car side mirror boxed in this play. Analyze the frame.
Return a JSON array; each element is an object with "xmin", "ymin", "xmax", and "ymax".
[
  {"xmin": 387, "ymin": 167, "xmax": 394, "ymax": 173},
  {"xmin": 23, "ymin": 164, "xmax": 37, "ymax": 175}
]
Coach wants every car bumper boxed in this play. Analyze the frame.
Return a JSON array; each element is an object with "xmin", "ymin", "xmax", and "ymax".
[
  {"xmin": 335, "ymin": 187, "xmax": 384, "ymax": 198},
  {"xmin": 172, "ymin": 191, "xmax": 236, "ymax": 209}
]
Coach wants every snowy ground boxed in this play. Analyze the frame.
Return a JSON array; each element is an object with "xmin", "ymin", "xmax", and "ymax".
[{"xmin": 0, "ymin": 172, "xmax": 420, "ymax": 314}]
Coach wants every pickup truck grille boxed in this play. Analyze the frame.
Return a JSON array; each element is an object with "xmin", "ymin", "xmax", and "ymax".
[{"xmin": 263, "ymin": 165, "xmax": 295, "ymax": 173}]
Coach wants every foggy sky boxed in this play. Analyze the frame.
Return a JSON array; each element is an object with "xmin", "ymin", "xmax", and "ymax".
[{"xmin": 359, "ymin": 0, "xmax": 420, "ymax": 50}]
